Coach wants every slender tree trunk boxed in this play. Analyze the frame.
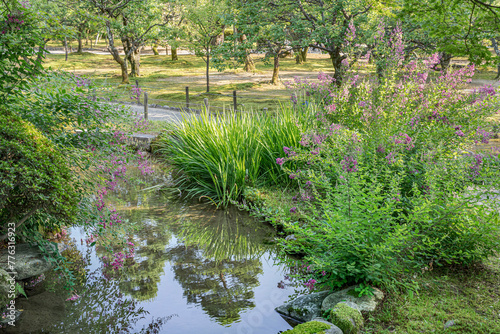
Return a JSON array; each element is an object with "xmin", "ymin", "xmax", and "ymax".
[
  {"xmin": 64, "ymin": 37, "xmax": 68, "ymax": 61},
  {"xmin": 165, "ymin": 45, "xmax": 169, "ymax": 56},
  {"xmin": 301, "ymin": 47, "xmax": 308, "ymax": 63},
  {"xmin": 172, "ymin": 47, "xmax": 178, "ymax": 61},
  {"xmin": 106, "ymin": 21, "xmax": 129, "ymax": 84},
  {"xmin": 271, "ymin": 54, "xmax": 280, "ymax": 85},
  {"xmin": 77, "ymin": 37, "xmax": 83, "ymax": 53},
  {"xmin": 152, "ymin": 42, "xmax": 159, "ymax": 55},
  {"xmin": 295, "ymin": 47, "xmax": 303, "ymax": 64},
  {"xmin": 206, "ymin": 51, "xmax": 210, "ymax": 93},
  {"xmin": 491, "ymin": 38, "xmax": 500, "ymax": 79}
]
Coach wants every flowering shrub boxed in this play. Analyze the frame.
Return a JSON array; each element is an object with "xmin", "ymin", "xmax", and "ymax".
[{"xmin": 279, "ymin": 27, "xmax": 500, "ymax": 291}]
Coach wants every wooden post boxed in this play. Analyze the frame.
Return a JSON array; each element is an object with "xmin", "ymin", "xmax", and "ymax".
[
  {"xmin": 92, "ymin": 89, "xmax": 96, "ymax": 102},
  {"xmin": 135, "ymin": 80, "xmax": 140, "ymax": 105},
  {"xmin": 185, "ymin": 86, "xmax": 189, "ymax": 110},
  {"xmin": 64, "ymin": 37, "xmax": 68, "ymax": 61},
  {"xmin": 233, "ymin": 90, "xmax": 237, "ymax": 113},
  {"xmin": 204, "ymin": 97, "xmax": 209, "ymax": 113},
  {"xmin": 144, "ymin": 91, "xmax": 148, "ymax": 120}
]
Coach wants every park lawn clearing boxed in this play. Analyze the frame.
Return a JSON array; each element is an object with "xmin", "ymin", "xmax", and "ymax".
[
  {"xmin": 364, "ymin": 256, "xmax": 500, "ymax": 334},
  {"xmin": 42, "ymin": 51, "xmax": 499, "ymax": 112}
]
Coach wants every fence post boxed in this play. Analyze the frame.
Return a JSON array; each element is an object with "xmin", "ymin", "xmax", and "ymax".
[
  {"xmin": 203, "ymin": 97, "xmax": 209, "ymax": 112},
  {"xmin": 135, "ymin": 80, "xmax": 140, "ymax": 105},
  {"xmin": 185, "ymin": 86, "xmax": 189, "ymax": 110},
  {"xmin": 64, "ymin": 37, "xmax": 68, "ymax": 61},
  {"xmin": 92, "ymin": 89, "xmax": 96, "ymax": 102},
  {"xmin": 233, "ymin": 90, "xmax": 237, "ymax": 113},
  {"xmin": 144, "ymin": 91, "xmax": 148, "ymax": 120}
]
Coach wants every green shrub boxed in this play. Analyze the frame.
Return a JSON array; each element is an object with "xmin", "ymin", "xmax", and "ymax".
[
  {"xmin": 278, "ymin": 37, "xmax": 500, "ymax": 290},
  {"xmin": 0, "ymin": 108, "xmax": 79, "ymax": 240}
]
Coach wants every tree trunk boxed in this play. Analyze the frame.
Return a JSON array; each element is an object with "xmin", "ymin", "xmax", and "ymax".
[
  {"xmin": 491, "ymin": 38, "xmax": 500, "ymax": 79},
  {"xmin": 165, "ymin": 45, "xmax": 169, "ymax": 55},
  {"xmin": 439, "ymin": 52, "xmax": 452, "ymax": 73},
  {"xmin": 77, "ymin": 37, "xmax": 83, "ymax": 53},
  {"xmin": 152, "ymin": 43, "xmax": 159, "ymax": 55},
  {"xmin": 301, "ymin": 47, "xmax": 308, "ymax": 62},
  {"xmin": 295, "ymin": 47, "xmax": 303, "ymax": 64},
  {"xmin": 172, "ymin": 47, "xmax": 178, "ymax": 61},
  {"xmin": 64, "ymin": 37, "xmax": 68, "ymax": 61},
  {"xmin": 329, "ymin": 51, "xmax": 344, "ymax": 86},
  {"xmin": 106, "ymin": 21, "xmax": 129, "ymax": 84},
  {"xmin": 243, "ymin": 53, "xmax": 255, "ymax": 71},
  {"xmin": 239, "ymin": 34, "xmax": 255, "ymax": 72},
  {"xmin": 271, "ymin": 55, "xmax": 280, "ymax": 85},
  {"xmin": 206, "ymin": 52, "xmax": 210, "ymax": 93},
  {"xmin": 130, "ymin": 48, "xmax": 141, "ymax": 77},
  {"xmin": 119, "ymin": 60, "xmax": 129, "ymax": 84}
]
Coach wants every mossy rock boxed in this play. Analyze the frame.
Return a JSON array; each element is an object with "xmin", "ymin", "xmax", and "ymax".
[
  {"xmin": 283, "ymin": 320, "xmax": 331, "ymax": 334},
  {"xmin": 329, "ymin": 303, "xmax": 363, "ymax": 334}
]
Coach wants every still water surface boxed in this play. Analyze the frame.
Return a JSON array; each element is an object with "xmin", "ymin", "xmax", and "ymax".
[{"xmin": 9, "ymin": 179, "xmax": 296, "ymax": 333}]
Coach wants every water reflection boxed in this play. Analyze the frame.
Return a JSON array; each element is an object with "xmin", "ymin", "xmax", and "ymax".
[
  {"xmin": 11, "ymin": 177, "xmax": 294, "ymax": 333},
  {"xmin": 105, "ymin": 183, "xmax": 285, "ymax": 329}
]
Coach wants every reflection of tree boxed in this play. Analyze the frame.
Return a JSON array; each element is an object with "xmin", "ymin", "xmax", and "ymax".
[
  {"xmin": 118, "ymin": 209, "xmax": 173, "ymax": 302},
  {"xmin": 46, "ymin": 271, "xmax": 174, "ymax": 334},
  {"xmin": 167, "ymin": 245, "xmax": 263, "ymax": 326},
  {"xmin": 161, "ymin": 205, "xmax": 276, "ymax": 325},
  {"xmin": 103, "ymin": 181, "xmax": 280, "ymax": 325}
]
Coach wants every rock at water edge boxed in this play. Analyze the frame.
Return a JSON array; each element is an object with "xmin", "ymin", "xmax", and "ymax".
[
  {"xmin": 276, "ymin": 290, "xmax": 331, "ymax": 323},
  {"xmin": 321, "ymin": 285, "xmax": 384, "ymax": 313}
]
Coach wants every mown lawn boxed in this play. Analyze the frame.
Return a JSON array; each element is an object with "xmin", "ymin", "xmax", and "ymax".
[{"xmin": 42, "ymin": 49, "xmax": 499, "ymax": 113}]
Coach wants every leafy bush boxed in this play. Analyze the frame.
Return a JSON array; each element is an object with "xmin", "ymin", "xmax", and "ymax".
[
  {"xmin": 0, "ymin": 1, "xmax": 45, "ymax": 103},
  {"xmin": 158, "ymin": 106, "xmax": 311, "ymax": 207},
  {"xmin": 279, "ymin": 28, "xmax": 500, "ymax": 290},
  {"xmin": 0, "ymin": 108, "xmax": 79, "ymax": 240}
]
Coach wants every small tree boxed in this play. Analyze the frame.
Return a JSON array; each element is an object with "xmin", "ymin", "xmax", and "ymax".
[{"xmin": 185, "ymin": 0, "xmax": 227, "ymax": 92}]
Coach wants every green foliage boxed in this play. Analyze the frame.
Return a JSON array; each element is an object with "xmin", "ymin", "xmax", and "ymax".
[
  {"xmin": 158, "ymin": 105, "xmax": 310, "ymax": 207},
  {"xmin": 0, "ymin": 108, "xmax": 79, "ymax": 238},
  {"xmin": 0, "ymin": 1, "xmax": 45, "ymax": 103},
  {"xmin": 278, "ymin": 53, "xmax": 500, "ymax": 290}
]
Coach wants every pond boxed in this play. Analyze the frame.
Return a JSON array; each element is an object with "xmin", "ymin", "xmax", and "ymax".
[{"xmin": 7, "ymin": 176, "xmax": 297, "ymax": 333}]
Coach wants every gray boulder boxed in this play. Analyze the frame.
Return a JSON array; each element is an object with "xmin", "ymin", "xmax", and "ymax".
[
  {"xmin": 0, "ymin": 268, "xmax": 13, "ymax": 307},
  {"xmin": 322, "ymin": 285, "xmax": 384, "ymax": 313},
  {"xmin": 311, "ymin": 317, "xmax": 344, "ymax": 334},
  {"xmin": 0, "ymin": 244, "xmax": 55, "ymax": 280},
  {"xmin": 276, "ymin": 290, "xmax": 331, "ymax": 322}
]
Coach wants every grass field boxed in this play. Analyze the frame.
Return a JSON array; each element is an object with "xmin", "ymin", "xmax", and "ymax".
[{"xmin": 41, "ymin": 48, "xmax": 499, "ymax": 112}]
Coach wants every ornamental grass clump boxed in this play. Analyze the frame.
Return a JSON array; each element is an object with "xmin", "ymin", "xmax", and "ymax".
[
  {"xmin": 158, "ymin": 106, "xmax": 311, "ymax": 207},
  {"xmin": 279, "ymin": 26, "xmax": 500, "ymax": 291}
]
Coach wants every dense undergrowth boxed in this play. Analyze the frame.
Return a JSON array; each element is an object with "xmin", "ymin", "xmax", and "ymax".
[{"xmin": 159, "ymin": 26, "xmax": 500, "ymax": 296}]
